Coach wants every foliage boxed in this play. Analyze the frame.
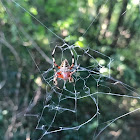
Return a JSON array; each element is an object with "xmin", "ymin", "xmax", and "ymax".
[{"xmin": 0, "ymin": 0, "xmax": 140, "ymax": 139}]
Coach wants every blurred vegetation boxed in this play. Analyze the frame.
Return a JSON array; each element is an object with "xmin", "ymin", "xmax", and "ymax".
[{"xmin": 0, "ymin": 0, "xmax": 140, "ymax": 140}]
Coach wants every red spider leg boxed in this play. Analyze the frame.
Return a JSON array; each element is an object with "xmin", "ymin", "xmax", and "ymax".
[
  {"xmin": 70, "ymin": 50, "xmax": 74, "ymax": 69},
  {"xmin": 52, "ymin": 48, "xmax": 60, "ymax": 69},
  {"xmin": 52, "ymin": 47, "xmax": 60, "ymax": 85},
  {"xmin": 69, "ymin": 64, "xmax": 80, "ymax": 83},
  {"xmin": 70, "ymin": 64, "xmax": 80, "ymax": 75},
  {"xmin": 69, "ymin": 76, "xmax": 74, "ymax": 83},
  {"xmin": 53, "ymin": 72, "xmax": 58, "ymax": 85}
]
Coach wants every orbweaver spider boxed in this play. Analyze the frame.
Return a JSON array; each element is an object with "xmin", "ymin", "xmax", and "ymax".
[{"xmin": 52, "ymin": 48, "xmax": 79, "ymax": 86}]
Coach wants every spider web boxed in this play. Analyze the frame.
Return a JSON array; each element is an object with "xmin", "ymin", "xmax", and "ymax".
[
  {"xmin": 33, "ymin": 44, "xmax": 140, "ymax": 140},
  {"xmin": 2, "ymin": 0, "xmax": 140, "ymax": 139}
]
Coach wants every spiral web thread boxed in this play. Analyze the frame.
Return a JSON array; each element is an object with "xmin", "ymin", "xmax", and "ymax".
[{"xmin": 2, "ymin": 0, "xmax": 140, "ymax": 139}]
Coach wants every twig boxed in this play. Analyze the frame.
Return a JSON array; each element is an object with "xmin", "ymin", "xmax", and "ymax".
[
  {"xmin": 0, "ymin": 45, "xmax": 7, "ymax": 89},
  {"xmin": 0, "ymin": 32, "xmax": 21, "ymax": 64},
  {"xmin": 19, "ymin": 26, "xmax": 52, "ymax": 64}
]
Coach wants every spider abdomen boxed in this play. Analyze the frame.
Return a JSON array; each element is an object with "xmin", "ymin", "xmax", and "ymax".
[
  {"xmin": 57, "ymin": 71, "xmax": 71, "ymax": 80},
  {"xmin": 62, "ymin": 72, "xmax": 71, "ymax": 80}
]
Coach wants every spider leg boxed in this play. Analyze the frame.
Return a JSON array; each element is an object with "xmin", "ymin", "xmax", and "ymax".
[
  {"xmin": 69, "ymin": 76, "xmax": 74, "ymax": 83},
  {"xmin": 52, "ymin": 48, "xmax": 60, "ymax": 69},
  {"xmin": 69, "ymin": 64, "xmax": 80, "ymax": 83},
  {"xmin": 52, "ymin": 57, "xmax": 58, "ymax": 85},
  {"xmin": 53, "ymin": 72, "xmax": 58, "ymax": 85},
  {"xmin": 70, "ymin": 50, "xmax": 74, "ymax": 69},
  {"xmin": 70, "ymin": 64, "xmax": 80, "ymax": 75}
]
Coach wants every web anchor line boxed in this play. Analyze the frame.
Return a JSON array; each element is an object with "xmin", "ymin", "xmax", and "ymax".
[{"xmin": 11, "ymin": 0, "xmax": 66, "ymax": 43}]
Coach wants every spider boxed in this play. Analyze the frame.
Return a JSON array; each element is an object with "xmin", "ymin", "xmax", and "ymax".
[{"xmin": 52, "ymin": 48, "xmax": 79, "ymax": 86}]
